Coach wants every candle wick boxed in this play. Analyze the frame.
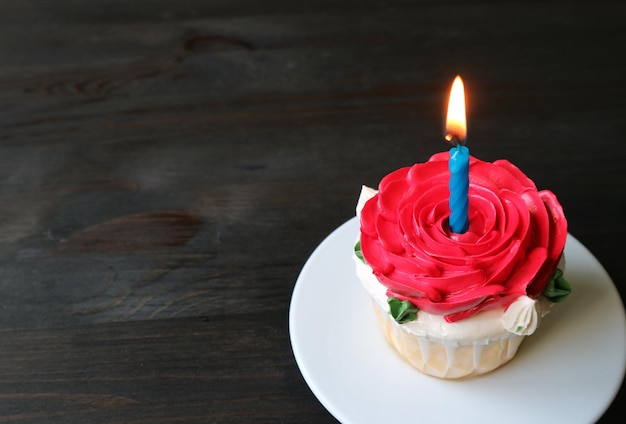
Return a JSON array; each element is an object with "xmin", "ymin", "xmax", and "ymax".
[{"xmin": 445, "ymin": 133, "xmax": 465, "ymax": 147}]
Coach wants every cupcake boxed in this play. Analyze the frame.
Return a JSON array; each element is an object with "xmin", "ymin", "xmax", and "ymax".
[{"xmin": 354, "ymin": 153, "xmax": 571, "ymax": 379}]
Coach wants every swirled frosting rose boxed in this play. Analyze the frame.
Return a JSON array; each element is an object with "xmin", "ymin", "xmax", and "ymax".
[{"xmin": 359, "ymin": 152, "xmax": 567, "ymax": 323}]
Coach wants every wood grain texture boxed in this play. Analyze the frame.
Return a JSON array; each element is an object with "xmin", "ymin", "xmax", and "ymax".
[
  {"xmin": 0, "ymin": 313, "xmax": 332, "ymax": 423},
  {"xmin": 0, "ymin": 0, "xmax": 624, "ymax": 422}
]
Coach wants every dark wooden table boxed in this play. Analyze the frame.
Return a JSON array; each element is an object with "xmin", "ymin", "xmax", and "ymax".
[{"xmin": 0, "ymin": 0, "xmax": 624, "ymax": 422}]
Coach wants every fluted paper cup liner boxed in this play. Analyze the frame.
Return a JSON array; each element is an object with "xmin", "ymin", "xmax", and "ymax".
[{"xmin": 371, "ymin": 300, "xmax": 525, "ymax": 379}]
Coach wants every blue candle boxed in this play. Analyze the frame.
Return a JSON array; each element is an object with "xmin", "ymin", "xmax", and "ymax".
[
  {"xmin": 448, "ymin": 144, "xmax": 469, "ymax": 233},
  {"xmin": 445, "ymin": 76, "xmax": 469, "ymax": 233}
]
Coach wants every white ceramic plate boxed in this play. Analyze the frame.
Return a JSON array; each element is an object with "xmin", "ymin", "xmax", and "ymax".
[{"xmin": 290, "ymin": 217, "xmax": 626, "ymax": 424}]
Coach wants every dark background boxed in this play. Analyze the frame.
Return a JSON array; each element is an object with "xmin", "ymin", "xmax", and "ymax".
[{"xmin": 0, "ymin": 1, "xmax": 624, "ymax": 422}]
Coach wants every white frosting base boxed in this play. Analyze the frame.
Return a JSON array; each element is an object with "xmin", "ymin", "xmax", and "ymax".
[{"xmin": 355, "ymin": 252, "xmax": 560, "ymax": 344}]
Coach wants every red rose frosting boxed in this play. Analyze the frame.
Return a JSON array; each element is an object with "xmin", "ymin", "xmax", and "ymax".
[{"xmin": 359, "ymin": 152, "xmax": 567, "ymax": 322}]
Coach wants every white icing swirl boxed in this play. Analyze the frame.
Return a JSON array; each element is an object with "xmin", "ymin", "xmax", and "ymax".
[
  {"xmin": 502, "ymin": 296, "xmax": 539, "ymax": 335},
  {"xmin": 356, "ymin": 185, "xmax": 377, "ymax": 217}
]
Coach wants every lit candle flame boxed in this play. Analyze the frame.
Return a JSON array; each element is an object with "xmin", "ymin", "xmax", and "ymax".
[{"xmin": 445, "ymin": 76, "xmax": 467, "ymax": 144}]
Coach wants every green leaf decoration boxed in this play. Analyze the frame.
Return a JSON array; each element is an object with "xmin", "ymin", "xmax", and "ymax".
[
  {"xmin": 354, "ymin": 241, "xmax": 366, "ymax": 264},
  {"xmin": 387, "ymin": 297, "xmax": 418, "ymax": 324},
  {"xmin": 543, "ymin": 268, "xmax": 572, "ymax": 303}
]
